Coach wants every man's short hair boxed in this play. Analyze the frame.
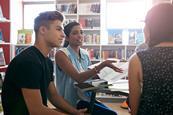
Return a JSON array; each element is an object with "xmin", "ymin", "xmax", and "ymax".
[{"xmin": 34, "ymin": 11, "xmax": 64, "ymax": 34}]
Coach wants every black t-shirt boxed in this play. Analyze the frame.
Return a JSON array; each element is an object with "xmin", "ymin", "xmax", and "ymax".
[{"xmin": 1, "ymin": 46, "xmax": 54, "ymax": 115}]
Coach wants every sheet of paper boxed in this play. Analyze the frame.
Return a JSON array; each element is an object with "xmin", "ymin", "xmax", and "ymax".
[
  {"xmin": 109, "ymin": 79, "xmax": 129, "ymax": 92},
  {"xmin": 89, "ymin": 61, "xmax": 129, "ymax": 83}
]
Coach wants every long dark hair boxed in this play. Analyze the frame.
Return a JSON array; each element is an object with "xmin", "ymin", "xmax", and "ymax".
[{"xmin": 63, "ymin": 21, "xmax": 80, "ymax": 47}]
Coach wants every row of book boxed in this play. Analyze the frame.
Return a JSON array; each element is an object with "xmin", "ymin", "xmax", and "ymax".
[
  {"xmin": 126, "ymin": 49, "xmax": 135, "ymax": 59},
  {"xmin": 83, "ymin": 33, "xmax": 100, "ymax": 44},
  {"xmin": 102, "ymin": 49, "xmax": 125, "ymax": 60},
  {"xmin": 86, "ymin": 48, "xmax": 100, "ymax": 60},
  {"xmin": 56, "ymin": 4, "xmax": 77, "ymax": 14},
  {"xmin": 0, "ymin": 28, "xmax": 4, "ymax": 43},
  {"xmin": 86, "ymin": 48, "xmax": 135, "ymax": 60},
  {"xmin": 56, "ymin": 3, "xmax": 100, "ymax": 14},
  {"xmin": 108, "ymin": 29, "xmax": 144, "ymax": 45},
  {"xmin": 79, "ymin": 17, "xmax": 100, "ymax": 29},
  {"xmin": 1, "ymin": 28, "xmax": 33, "ymax": 45},
  {"xmin": 17, "ymin": 29, "xmax": 33, "ymax": 44},
  {"xmin": 78, "ymin": 3, "xmax": 100, "ymax": 14},
  {"xmin": 102, "ymin": 49, "xmax": 135, "ymax": 60},
  {"xmin": 63, "ymin": 19, "xmax": 76, "ymax": 26}
]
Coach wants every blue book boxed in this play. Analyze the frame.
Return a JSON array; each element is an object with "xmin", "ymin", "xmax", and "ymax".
[{"xmin": 0, "ymin": 29, "xmax": 3, "ymax": 42}]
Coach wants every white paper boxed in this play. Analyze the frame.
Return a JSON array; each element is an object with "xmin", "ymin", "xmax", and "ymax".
[{"xmin": 89, "ymin": 61, "xmax": 129, "ymax": 83}]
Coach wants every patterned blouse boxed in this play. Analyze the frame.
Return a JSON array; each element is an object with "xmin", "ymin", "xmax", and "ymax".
[{"xmin": 137, "ymin": 47, "xmax": 173, "ymax": 115}]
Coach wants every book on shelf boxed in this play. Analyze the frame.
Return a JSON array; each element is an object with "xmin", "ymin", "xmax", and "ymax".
[
  {"xmin": 83, "ymin": 33, "xmax": 100, "ymax": 44},
  {"xmin": 0, "ymin": 28, "xmax": 4, "ymax": 43},
  {"xmin": 128, "ymin": 30, "xmax": 136, "ymax": 45},
  {"xmin": 108, "ymin": 29, "xmax": 122, "ymax": 44},
  {"xmin": 56, "ymin": 4, "xmax": 77, "ymax": 14},
  {"xmin": 63, "ymin": 19, "xmax": 76, "ymax": 26},
  {"xmin": 135, "ymin": 31, "xmax": 144, "ymax": 45},
  {"xmin": 126, "ymin": 49, "xmax": 135, "ymax": 59},
  {"xmin": 79, "ymin": 17, "xmax": 100, "ymax": 29},
  {"xmin": 129, "ymin": 29, "xmax": 144, "ymax": 45},
  {"xmin": 102, "ymin": 49, "xmax": 125, "ymax": 60},
  {"xmin": 87, "ymin": 48, "xmax": 100, "ymax": 60},
  {"xmin": 15, "ymin": 46, "xmax": 28, "ymax": 56},
  {"xmin": 78, "ymin": 3, "xmax": 100, "ymax": 14},
  {"xmin": 0, "ymin": 47, "xmax": 6, "ymax": 66},
  {"xmin": 17, "ymin": 29, "xmax": 33, "ymax": 44}
]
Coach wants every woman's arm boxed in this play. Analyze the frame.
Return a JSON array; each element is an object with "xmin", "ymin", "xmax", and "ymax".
[
  {"xmin": 55, "ymin": 51, "xmax": 122, "ymax": 83},
  {"xmin": 128, "ymin": 53, "xmax": 142, "ymax": 115}
]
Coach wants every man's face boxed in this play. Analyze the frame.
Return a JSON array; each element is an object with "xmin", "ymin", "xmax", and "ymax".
[{"xmin": 44, "ymin": 20, "xmax": 65, "ymax": 48}]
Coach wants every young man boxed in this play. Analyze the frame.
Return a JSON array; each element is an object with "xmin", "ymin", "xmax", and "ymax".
[{"xmin": 1, "ymin": 11, "xmax": 86, "ymax": 115}]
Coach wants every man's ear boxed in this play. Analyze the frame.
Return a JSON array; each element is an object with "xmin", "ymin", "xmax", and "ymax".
[{"xmin": 39, "ymin": 26, "xmax": 47, "ymax": 34}]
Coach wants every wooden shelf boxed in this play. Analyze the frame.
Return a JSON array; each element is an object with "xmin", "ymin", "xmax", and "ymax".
[
  {"xmin": 0, "ymin": 18, "xmax": 10, "ymax": 23},
  {"xmin": 0, "ymin": 42, "xmax": 11, "ymax": 45}
]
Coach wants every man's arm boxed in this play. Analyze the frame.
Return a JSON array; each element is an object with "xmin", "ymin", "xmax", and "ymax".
[
  {"xmin": 47, "ymin": 82, "xmax": 87, "ymax": 115},
  {"xmin": 22, "ymin": 88, "xmax": 68, "ymax": 115}
]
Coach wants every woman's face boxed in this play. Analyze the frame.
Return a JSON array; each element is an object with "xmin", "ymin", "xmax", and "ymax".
[{"xmin": 67, "ymin": 25, "xmax": 84, "ymax": 47}]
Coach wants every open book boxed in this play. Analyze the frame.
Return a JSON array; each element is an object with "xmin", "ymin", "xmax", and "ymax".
[
  {"xmin": 88, "ymin": 60, "xmax": 129, "ymax": 84},
  {"xmin": 75, "ymin": 82, "xmax": 112, "ymax": 92},
  {"xmin": 75, "ymin": 60, "xmax": 129, "ymax": 92}
]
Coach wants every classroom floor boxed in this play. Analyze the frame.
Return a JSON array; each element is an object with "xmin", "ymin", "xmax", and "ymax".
[
  {"xmin": 104, "ymin": 102, "xmax": 130, "ymax": 115},
  {"xmin": 48, "ymin": 101, "xmax": 130, "ymax": 115}
]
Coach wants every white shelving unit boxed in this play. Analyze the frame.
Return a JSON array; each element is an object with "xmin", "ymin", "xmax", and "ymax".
[
  {"xmin": 56, "ymin": 0, "xmax": 101, "ymax": 62},
  {"xmin": 55, "ymin": 0, "xmax": 140, "ymax": 62}
]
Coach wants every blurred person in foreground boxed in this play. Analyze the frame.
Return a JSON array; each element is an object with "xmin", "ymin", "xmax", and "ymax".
[{"xmin": 128, "ymin": 3, "xmax": 173, "ymax": 115}]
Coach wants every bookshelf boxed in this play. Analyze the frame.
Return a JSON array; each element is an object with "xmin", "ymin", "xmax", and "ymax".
[
  {"xmin": 0, "ymin": 0, "xmax": 11, "ymax": 72},
  {"xmin": 56, "ymin": 0, "xmax": 140, "ymax": 62},
  {"xmin": 101, "ymin": 28, "xmax": 144, "ymax": 61}
]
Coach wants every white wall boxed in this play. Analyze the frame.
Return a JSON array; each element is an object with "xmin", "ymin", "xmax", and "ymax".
[
  {"xmin": 152, "ymin": 0, "xmax": 172, "ymax": 5},
  {"xmin": 10, "ymin": 0, "xmax": 23, "ymax": 59},
  {"xmin": 10, "ymin": 0, "xmax": 23, "ymax": 44}
]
